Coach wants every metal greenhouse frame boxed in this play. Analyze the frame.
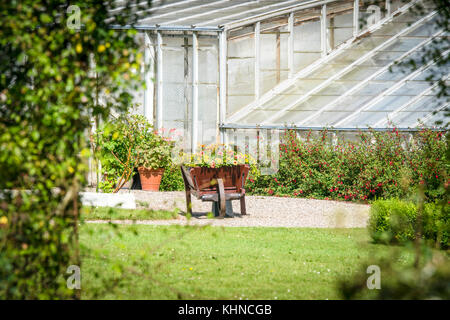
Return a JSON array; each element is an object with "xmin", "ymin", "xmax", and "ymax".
[{"xmin": 111, "ymin": 0, "xmax": 448, "ymax": 152}]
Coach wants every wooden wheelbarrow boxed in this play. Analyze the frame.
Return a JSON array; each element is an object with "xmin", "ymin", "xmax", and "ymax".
[{"xmin": 180, "ymin": 164, "xmax": 250, "ymax": 218}]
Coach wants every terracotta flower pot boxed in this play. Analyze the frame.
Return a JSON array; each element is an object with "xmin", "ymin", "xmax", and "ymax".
[{"xmin": 138, "ymin": 167, "xmax": 164, "ymax": 191}]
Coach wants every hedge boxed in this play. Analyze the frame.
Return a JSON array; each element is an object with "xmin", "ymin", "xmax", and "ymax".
[
  {"xmin": 247, "ymin": 129, "xmax": 448, "ymax": 202},
  {"xmin": 368, "ymin": 199, "xmax": 449, "ymax": 249}
]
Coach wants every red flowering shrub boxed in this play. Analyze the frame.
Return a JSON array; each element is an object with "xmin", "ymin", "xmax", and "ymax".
[{"xmin": 247, "ymin": 128, "xmax": 448, "ymax": 202}]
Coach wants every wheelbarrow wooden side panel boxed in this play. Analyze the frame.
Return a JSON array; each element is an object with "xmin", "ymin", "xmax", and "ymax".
[{"xmin": 180, "ymin": 165, "xmax": 250, "ymax": 217}]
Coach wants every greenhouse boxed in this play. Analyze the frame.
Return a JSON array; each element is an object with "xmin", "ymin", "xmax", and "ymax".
[{"xmin": 115, "ymin": 0, "xmax": 448, "ymax": 151}]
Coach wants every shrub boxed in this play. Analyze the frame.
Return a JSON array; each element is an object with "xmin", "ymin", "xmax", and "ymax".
[
  {"xmin": 369, "ymin": 199, "xmax": 449, "ymax": 248},
  {"xmin": 423, "ymin": 202, "xmax": 450, "ymax": 249},
  {"xmin": 368, "ymin": 199, "xmax": 417, "ymax": 244},
  {"xmin": 95, "ymin": 113, "xmax": 150, "ymax": 192},
  {"xmin": 247, "ymin": 128, "xmax": 448, "ymax": 203},
  {"xmin": 0, "ymin": 0, "xmax": 145, "ymax": 299},
  {"xmin": 136, "ymin": 129, "xmax": 173, "ymax": 170},
  {"xmin": 160, "ymin": 165, "xmax": 184, "ymax": 191},
  {"xmin": 340, "ymin": 249, "xmax": 450, "ymax": 300},
  {"xmin": 95, "ymin": 113, "xmax": 174, "ymax": 192}
]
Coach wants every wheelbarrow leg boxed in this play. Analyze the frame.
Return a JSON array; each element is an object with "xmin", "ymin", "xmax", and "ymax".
[
  {"xmin": 217, "ymin": 178, "xmax": 226, "ymax": 218},
  {"xmin": 181, "ymin": 168, "xmax": 193, "ymax": 215},
  {"xmin": 185, "ymin": 188, "xmax": 192, "ymax": 215},
  {"xmin": 240, "ymin": 194, "xmax": 247, "ymax": 215}
]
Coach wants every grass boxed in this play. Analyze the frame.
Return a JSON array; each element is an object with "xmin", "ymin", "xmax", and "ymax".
[
  {"xmin": 81, "ymin": 206, "xmax": 178, "ymax": 220},
  {"xmin": 80, "ymin": 224, "xmax": 415, "ymax": 300}
]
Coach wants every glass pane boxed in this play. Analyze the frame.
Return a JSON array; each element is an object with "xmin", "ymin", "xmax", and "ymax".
[
  {"xmin": 366, "ymin": 95, "xmax": 413, "ymax": 111},
  {"xmin": 198, "ymin": 37, "xmax": 218, "ymax": 84},
  {"xmin": 372, "ymin": 22, "xmax": 409, "ymax": 37},
  {"xmin": 276, "ymin": 111, "xmax": 322, "ymax": 125},
  {"xmin": 339, "ymin": 66, "xmax": 383, "ymax": 81},
  {"xmin": 227, "ymin": 34, "xmax": 255, "ymax": 115},
  {"xmin": 402, "ymin": 95, "xmax": 449, "ymax": 112},
  {"xmin": 291, "ymin": 95, "xmax": 342, "ymax": 111},
  {"xmin": 390, "ymin": 111, "xmax": 431, "ymax": 127},
  {"xmin": 307, "ymin": 64, "xmax": 348, "ymax": 79},
  {"xmin": 382, "ymin": 38, "xmax": 424, "ymax": 52},
  {"xmin": 163, "ymin": 83, "xmax": 186, "ymax": 121},
  {"xmin": 316, "ymin": 81, "xmax": 357, "ymax": 95},
  {"xmin": 163, "ymin": 37, "xmax": 185, "ymax": 83},
  {"xmin": 342, "ymin": 111, "xmax": 391, "ymax": 127},
  {"xmin": 332, "ymin": 95, "xmax": 375, "ymax": 111},
  {"xmin": 355, "ymin": 81, "xmax": 392, "ymax": 95},
  {"xmin": 394, "ymin": 81, "xmax": 432, "ymax": 95},
  {"xmin": 307, "ymin": 111, "xmax": 355, "ymax": 126},
  {"xmin": 240, "ymin": 109, "xmax": 276, "ymax": 124},
  {"xmin": 424, "ymin": 111, "xmax": 448, "ymax": 126}
]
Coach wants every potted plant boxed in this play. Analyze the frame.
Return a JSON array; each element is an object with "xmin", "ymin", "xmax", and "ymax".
[
  {"xmin": 95, "ymin": 113, "xmax": 148, "ymax": 193},
  {"xmin": 178, "ymin": 143, "xmax": 258, "ymax": 216},
  {"xmin": 136, "ymin": 129, "xmax": 174, "ymax": 191},
  {"xmin": 181, "ymin": 143, "xmax": 256, "ymax": 167},
  {"xmin": 180, "ymin": 143, "xmax": 257, "ymax": 191},
  {"xmin": 95, "ymin": 112, "xmax": 174, "ymax": 192}
]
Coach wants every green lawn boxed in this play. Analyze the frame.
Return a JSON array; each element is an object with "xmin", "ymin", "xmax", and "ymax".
[
  {"xmin": 82, "ymin": 206, "xmax": 178, "ymax": 220},
  {"xmin": 80, "ymin": 224, "xmax": 414, "ymax": 300}
]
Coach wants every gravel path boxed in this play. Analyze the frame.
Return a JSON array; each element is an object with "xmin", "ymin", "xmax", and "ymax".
[{"xmin": 86, "ymin": 190, "xmax": 370, "ymax": 228}]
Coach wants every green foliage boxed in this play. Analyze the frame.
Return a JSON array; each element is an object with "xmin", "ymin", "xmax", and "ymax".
[
  {"xmin": 136, "ymin": 129, "xmax": 173, "ymax": 170},
  {"xmin": 95, "ymin": 113, "xmax": 156, "ymax": 192},
  {"xmin": 159, "ymin": 166, "xmax": 185, "ymax": 191},
  {"xmin": 247, "ymin": 128, "xmax": 448, "ymax": 202},
  {"xmin": 340, "ymin": 248, "xmax": 450, "ymax": 300},
  {"xmin": 369, "ymin": 199, "xmax": 449, "ymax": 248},
  {"xmin": 176, "ymin": 143, "xmax": 260, "ymax": 186},
  {"xmin": 180, "ymin": 143, "xmax": 257, "ymax": 169},
  {"xmin": 96, "ymin": 113, "xmax": 175, "ymax": 192},
  {"xmin": 423, "ymin": 202, "xmax": 450, "ymax": 249},
  {"xmin": 369, "ymin": 199, "xmax": 418, "ymax": 244},
  {"xmin": 0, "ymin": 0, "xmax": 150, "ymax": 299}
]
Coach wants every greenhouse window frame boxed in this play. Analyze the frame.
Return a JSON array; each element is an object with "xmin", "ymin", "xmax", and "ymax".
[
  {"xmin": 226, "ymin": 0, "xmax": 421, "ymax": 124},
  {"xmin": 295, "ymin": 27, "xmax": 446, "ymax": 126},
  {"xmin": 374, "ymin": 78, "xmax": 449, "ymax": 127},
  {"xmin": 219, "ymin": 123, "xmax": 447, "ymax": 132},
  {"xmin": 129, "ymin": 0, "xmax": 445, "ymax": 150},
  {"xmin": 414, "ymin": 103, "xmax": 449, "ymax": 127},
  {"xmin": 332, "ymin": 49, "xmax": 450, "ymax": 127},
  {"xmin": 262, "ymin": 8, "xmax": 439, "ymax": 125}
]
